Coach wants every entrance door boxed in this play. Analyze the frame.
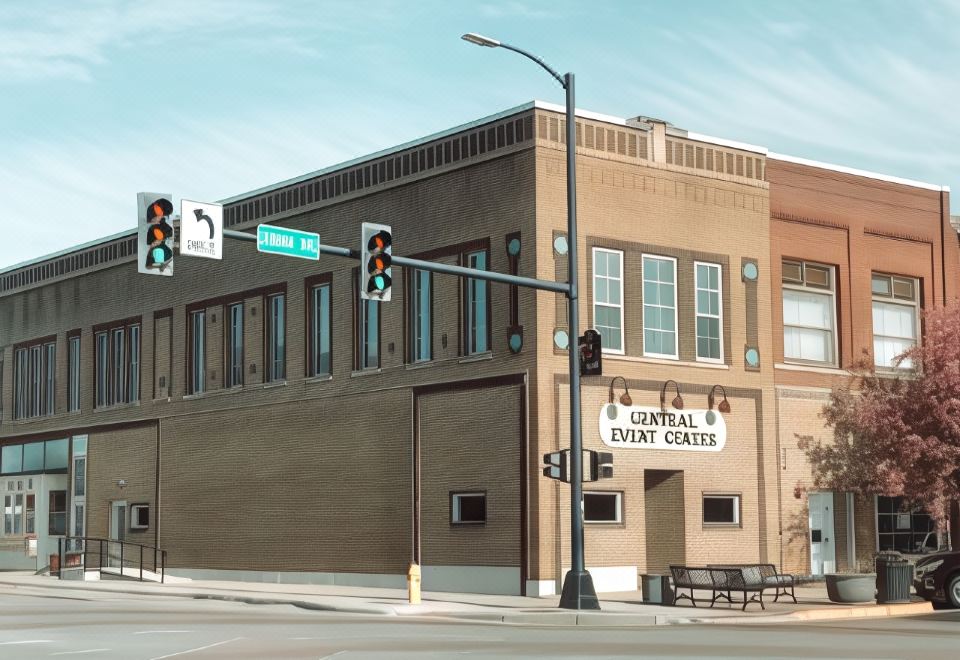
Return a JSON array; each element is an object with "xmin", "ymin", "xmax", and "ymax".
[
  {"xmin": 809, "ymin": 492, "xmax": 836, "ymax": 575},
  {"xmin": 109, "ymin": 501, "xmax": 126, "ymax": 570}
]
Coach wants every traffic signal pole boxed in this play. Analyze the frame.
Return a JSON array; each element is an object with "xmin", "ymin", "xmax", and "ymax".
[{"xmin": 223, "ymin": 228, "xmax": 571, "ymax": 294}]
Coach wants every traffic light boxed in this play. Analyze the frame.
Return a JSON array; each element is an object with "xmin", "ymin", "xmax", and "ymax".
[
  {"xmin": 543, "ymin": 450, "xmax": 569, "ymax": 482},
  {"xmin": 589, "ymin": 451, "xmax": 614, "ymax": 481},
  {"xmin": 579, "ymin": 329, "xmax": 602, "ymax": 376},
  {"xmin": 360, "ymin": 222, "xmax": 392, "ymax": 301},
  {"xmin": 137, "ymin": 193, "xmax": 174, "ymax": 277}
]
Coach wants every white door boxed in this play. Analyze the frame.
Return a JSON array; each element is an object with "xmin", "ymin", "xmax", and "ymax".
[
  {"xmin": 109, "ymin": 501, "xmax": 126, "ymax": 569},
  {"xmin": 809, "ymin": 492, "xmax": 836, "ymax": 575}
]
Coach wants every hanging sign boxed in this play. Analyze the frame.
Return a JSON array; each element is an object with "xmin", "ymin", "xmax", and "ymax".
[{"xmin": 598, "ymin": 404, "xmax": 726, "ymax": 452}]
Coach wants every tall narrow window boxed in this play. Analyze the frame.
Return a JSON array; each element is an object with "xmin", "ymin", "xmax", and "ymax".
[
  {"xmin": 68, "ymin": 335, "xmax": 80, "ymax": 412},
  {"xmin": 48, "ymin": 490, "xmax": 66, "ymax": 535},
  {"xmin": 359, "ymin": 299, "xmax": 379, "ymax": 370},
  {"xmin": 14, "ymin": 349, "xmax": 27, "ymax": 419},
  {"xmin": 190, "ymin": 310, "xmax": 206, "ymax": 394},
  {"xmin": 872, "ymin": 274, "xmax": 919, "ymax": 369},
  {"xmin": 128, "ymin": 325, "xmax": 140, "ymax": 402},
  {"xmin": 695, "ymin": 262, "xmax": 723, "ymax": 362},
  {"xmin": 310, "ymin": 286, "xmax": 331, "ymax": 376},
  {"xmin": 464, "ymin": 250, "xmax": 488, "ymax": 354},
  {"xmin": 95, "ymin": 332, "xmax": 109, "ymax": 407},
  {"xmin": 267, "ymin": 294, "xmax": 286, "ymax": 381},
  {"xmin": 782, "ymin": 260, "xmax": 836, "ymax": 365},
  {"xmin": 227, "ymin": 303, "xmax": 244, "ymax": 387},
  {"xmin": 44, "ymin": 343, "xmax": 55, "ymax": 415},
  {"xmin": 593, "ymin": 248, "xmax": 624, "ymax": 353},
  {"xmin": 30, "ymin": 346, "xmax": 41, "ymax": 417},
  {"xmin": 642, "ymin": 255, "xmax": 678, "ymax": 359},
  {"xmin": 111, "ymin": 328, "xmax": 125, "ymax": 404},
  {"xmin": 410, "ymin": 270, "xmax": 431, "ymax": 362}
]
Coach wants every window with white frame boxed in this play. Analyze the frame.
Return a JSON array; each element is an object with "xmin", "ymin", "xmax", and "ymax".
[
  {"xmin": 451, "ymin": 491, "xmax": 486, "ymax": 524},
  {"xmin": 70, "ymin": 436, "xmax": 87, "ymax": 550},
  {"xmin": 871, "ymin": 274, "xmax": 919, "ymax": 369},
  {"xmin": 703, "ymin": 494, "xmax": 740, "ymax": 525},
  {"xmin": 593, "ymin": 248, "xmax": 624, "ymax": 353},
  {"xmin": 695, "ymin": 262, "xmax": 723, "ymax": 362},
  {"xmin": 782, "ymin": 260, "xmax": 837, "ymax": 365},
  {"xmin": 642, "ymin": 255, "xmax": 678, "ymax": 358},
  {"xmin": 583, "ymin": 491, "xmax": 622, "ymax": 523}
]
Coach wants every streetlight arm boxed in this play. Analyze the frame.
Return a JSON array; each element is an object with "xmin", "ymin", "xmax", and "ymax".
[{"xmin": 496, "ymin": 41, "xmax": 567, "ymax": 89}]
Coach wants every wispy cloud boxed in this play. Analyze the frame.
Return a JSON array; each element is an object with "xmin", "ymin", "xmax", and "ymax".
[
  {"xmin": 478, "ymin": 2, "xmax": 555, "ymax": 20},
  {"xmin": 0, "ymin": 0, "xmax": 319, "ymax": 83}
]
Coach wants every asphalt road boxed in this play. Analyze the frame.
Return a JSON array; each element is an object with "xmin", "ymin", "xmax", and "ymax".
[{"xmin": 0, "ymin": 585, "xmax": 957, "ymax": 659}]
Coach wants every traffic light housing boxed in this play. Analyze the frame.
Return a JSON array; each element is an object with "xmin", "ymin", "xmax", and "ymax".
[
  {"xmin": 543, "ymin": 450, "xmax": 569, "ymax": 482},
  {"xmin": 579, "ymin": 329, "xmax": 602, "ymax": 376},
  {"xmin": 360, "ymin": 222, "xmax": 392, "ymax": 301},
  {"xmin": 137, "ymin": 192, "xmax": 174, "ymax": 276},
  {"xmin": 589, "ymin": 451, "xmax": 614, "ymax": 481}
]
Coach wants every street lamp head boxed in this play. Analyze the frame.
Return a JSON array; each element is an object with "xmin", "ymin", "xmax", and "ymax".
[{"xmin": 462, "ymin": 32, "xmax": 501, "ymax": 48}]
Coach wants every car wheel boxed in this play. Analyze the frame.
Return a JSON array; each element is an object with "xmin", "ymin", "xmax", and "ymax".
[{"xmin": 948, "ymin": 574, "xmax": 960, "ymax": 609}]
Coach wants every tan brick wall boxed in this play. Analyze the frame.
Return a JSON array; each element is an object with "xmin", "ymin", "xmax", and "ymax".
[{"xmin": 86, "ymin": 424, "xmax": 157, "ymax": 541}]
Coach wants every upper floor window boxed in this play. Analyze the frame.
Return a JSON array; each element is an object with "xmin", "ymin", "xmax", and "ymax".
[
  {"xmin": 642, "ymin": 255, "xmax": 678, "ymax": 359},
  {"xmin": 267, "ymin": 294, "xmax": 286, "ymax": 382},
  {"xmin": 226, "ymin": 302, "xmax": 244, "ymax": 387},
  {"xmin": 464, "ymin": 250, "xmax": 489, "ymax": 355},
  {"xmin": 189, "ymin": 310, "xmax": 206, "ymax": 394},
  {"xmin": 695, "ymin": 262, "xmax": 723, "ymax": 362},
  {"xmin": 358, "ymin": 299, "xmax": 379, "ymax": 370},
  {"xmin": 309, "ymin": 284, "xmax": 331, "ymax": 377},
  {"xmin": 593, "ymin": 248, "xmax": 624, "ymax": 353},
  {"xmin": 872, "ymin": 274, "xmax": 919, "ymax": 369},
  {"xmin": 13, "ymin": 339, "xmax": 55, "ymax": 419},
  {"xmin": 409, "ymin": 269, "xmax": 432, "ymax": 362},
  {"xmin": 67, "ymin": 335, "xmax": 80, "ymax": 412},
  {"xmin": 782, "ymin": 260, "xmax": 836, "ymax": 366},
  {"xmin": 94, "ymin": 321, "xmax": 140, "ymax": 408}
]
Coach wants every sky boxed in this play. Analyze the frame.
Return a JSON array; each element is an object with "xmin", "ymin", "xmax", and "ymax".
[{"xmin": 1, "ymin": 0, "xmax": 958, "ymax": 271}]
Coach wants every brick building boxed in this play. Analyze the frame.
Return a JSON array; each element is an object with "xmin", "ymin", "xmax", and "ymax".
[{"xmin": 1, "ymin": 101, "xmax": 956, "ymax": 594}]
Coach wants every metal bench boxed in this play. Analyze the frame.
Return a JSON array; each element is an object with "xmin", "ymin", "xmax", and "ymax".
[
  {"xmin": 669, "ymin": 565, "xmax": 769, "ymax": 610},
  {"xmin": 709, "ymin": 563, "xmax": 797, "ymax": 604}
]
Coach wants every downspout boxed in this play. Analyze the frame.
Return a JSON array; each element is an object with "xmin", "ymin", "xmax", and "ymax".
[{"xmin": 154, "ymin": 418, "xmax": 161, "ymax": 551}]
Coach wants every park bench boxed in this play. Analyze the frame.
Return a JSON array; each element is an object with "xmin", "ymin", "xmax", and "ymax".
[
  {"xmin": 709, "ymin": 563, "xmax": 797, "ymax": 604},
  {"xmin": 669, "ymin": 565, "xmax": 769, "ymax": 610}
]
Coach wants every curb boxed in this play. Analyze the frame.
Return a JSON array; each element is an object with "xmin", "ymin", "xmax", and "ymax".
[{"xmin": 0, "ymin": 578, "xmax": 935, "ymax": 626}]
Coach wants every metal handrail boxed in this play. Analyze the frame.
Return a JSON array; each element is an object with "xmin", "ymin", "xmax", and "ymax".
[{"xmin": 56, "ymin": 536, "xmax": 166, "ymax": 584}]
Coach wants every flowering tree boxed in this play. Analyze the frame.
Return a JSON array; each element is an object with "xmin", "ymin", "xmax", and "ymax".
[{"xmin": 800, "ymin": 304, "xmax": 960, "ymax": 540}]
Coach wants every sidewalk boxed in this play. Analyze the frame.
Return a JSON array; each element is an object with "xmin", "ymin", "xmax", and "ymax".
[{"xmin": 0, "ymin": 572, "xmax": 932, "ymax": 627}]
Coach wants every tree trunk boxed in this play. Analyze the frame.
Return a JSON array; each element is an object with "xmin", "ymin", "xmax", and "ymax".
[{"xmin": 950, "ymin": 501, "xmax": 960, "ymax": 550}]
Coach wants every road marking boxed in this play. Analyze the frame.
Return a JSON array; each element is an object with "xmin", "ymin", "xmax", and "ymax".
[
  {"xmin": 317, "ymin": 652, "xmax": 346, "ymax": 660},
  {"xmin": 149, "ymin": 637, "xmax": 243, "ymax": 660},
  {"xmin": 134, "ymin": 631, "xmax": 192, "ymax": 635},
  {"xmin": 51, "ymin": 650, "xmax": 111, "ymax": 656},
  {"xmin": 0, "ymin": 640, "xmax": 52, "ymax": 645}
]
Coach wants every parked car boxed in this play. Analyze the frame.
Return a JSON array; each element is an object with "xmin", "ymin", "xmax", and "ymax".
[{"xmin": 914, "ymin": 550, "xmax": 960, "ymax": 607}]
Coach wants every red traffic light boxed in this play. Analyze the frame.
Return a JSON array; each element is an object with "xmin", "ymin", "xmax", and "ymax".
[{"xmin": 367, "ymin": 230, "xmax": 391, "ymax": 253}]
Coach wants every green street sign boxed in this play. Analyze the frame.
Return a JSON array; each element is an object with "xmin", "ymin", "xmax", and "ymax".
[{"xmin": 257, "ymin": 224, "xmax": 320, "ymax": 260}]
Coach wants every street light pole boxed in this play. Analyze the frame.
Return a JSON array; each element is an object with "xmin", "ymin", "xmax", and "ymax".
[{"xmin": 462, "ymin": 33, "xmax": 599, "ymax": 610}]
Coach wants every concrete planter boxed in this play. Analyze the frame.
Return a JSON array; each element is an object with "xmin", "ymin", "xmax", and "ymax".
[{"xmin": 825, "ymin": 573, "xmax": 876, "ymax": 603}]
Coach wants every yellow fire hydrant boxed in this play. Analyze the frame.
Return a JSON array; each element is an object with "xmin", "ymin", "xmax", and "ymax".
[{"xmin": 407, "ymin": 562, "xmax": 422, "ymax": 604}]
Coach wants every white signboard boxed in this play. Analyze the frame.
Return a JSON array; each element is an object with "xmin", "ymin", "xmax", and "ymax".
[
  {"xmin": 180, "ymin": 199, "xmax": 223, "ymax": 260},
  {"xmin": 598, "ymin": 404, "xmax": 726, "ymax": 452}
]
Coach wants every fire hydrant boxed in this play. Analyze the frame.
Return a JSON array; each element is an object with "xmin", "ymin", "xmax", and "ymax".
[{"xmin": 407, "ymin": 562, "xmax": 421, "ymax": 604}]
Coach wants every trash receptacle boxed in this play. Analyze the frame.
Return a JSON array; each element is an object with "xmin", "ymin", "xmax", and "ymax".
[
  {"xmin": 876, "ymin": 551, "xmax": 912, "ymax": 604},
  {"xmin": 641, "ymin": 574, "xmax": 674, "ymax": 604}
]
